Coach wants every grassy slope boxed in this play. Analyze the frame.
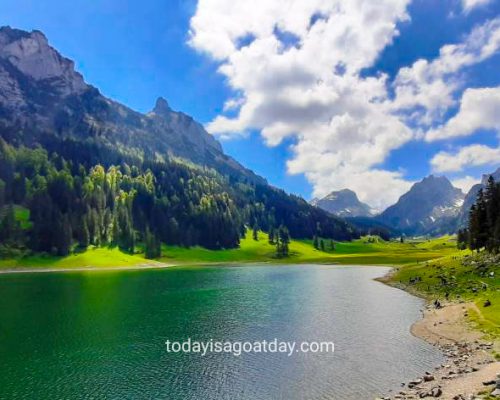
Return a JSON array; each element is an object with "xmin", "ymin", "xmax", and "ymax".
[
  {"xmin": 387, "ymin": 253, "xmax": 500, "ymax": 337},
  {"xmin": 0, "ymin": 247, "xmax": 147, "ymax": 269},
  {"xmin": 0, "ymin": 230, "xmax": 458, "ymax": 270},
  {"xmin": 160, "ymin": 232, "xmax": 460, "ymax": 265}
]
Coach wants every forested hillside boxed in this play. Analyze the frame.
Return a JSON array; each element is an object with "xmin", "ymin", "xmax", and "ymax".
[
  {"xmin": 0, "ymin": 26, "xmax": 358, "ymax": 259},
  {"xmin": 0, "ymin": 137, "xmax": 357, "ymax": 257}
]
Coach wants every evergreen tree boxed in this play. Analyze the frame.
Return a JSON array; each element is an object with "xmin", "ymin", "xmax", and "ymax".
[
  {"xmin": 252, "ymin": 222, "xmax": 259, "ymax": 241},
  {"xmin": 320, "ymin": 239, "xmax": 325, "ymax": 251},
  {"xmin": 78, "ymin": 219, "xmax": 90, "ymax": 249},
  {"xmin": 51, "ymin": 212, "xmax": 72, "ymax": 256},
  {"xmin": 467, "ymin": 182, "xmax": 500, "ymax": 253},
  {"xmin": 275, "ymin": 225, "xmax": 290, "ymax": 257},
  {"xmin": 0, "ymin": 179, "xmax": 5, "ymax": 208},
  {"xmin": 456, "ymin": 228, "xmax": 468, "ymax": 250},
  {"xmin": 268, "ymin": 227, "xmax": 275, "ymax": 245},
  {"xmin": 313, "ymin": 235, "xmax": 319, "ymax": 249},
  {"xmin": 329, "ymin": 240, "xmax": 335, "ymax": 251},
  {"xmin": 0, "ymin": 204, "xmax": 21, "ymax": 246},
  {"xmin": 145, "ymin": 228, "xmax": 161, "ymax": 259}
]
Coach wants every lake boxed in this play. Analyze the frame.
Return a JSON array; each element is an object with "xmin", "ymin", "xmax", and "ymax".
[{"xmin": 0, "ymin": 265, "xmax": 443, "ymax": 399}]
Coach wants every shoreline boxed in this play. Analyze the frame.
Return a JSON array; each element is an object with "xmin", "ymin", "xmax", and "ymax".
[
  {"xmin": 379, "ymin": 270, "xmax": 499, "ymax": 399},
  {"xmin": 0, "ymin": 260, "xmax": 389, "ymax": 275}
]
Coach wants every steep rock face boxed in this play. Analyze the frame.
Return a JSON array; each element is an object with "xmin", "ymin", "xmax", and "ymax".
[
  {"xmin": 311, "ymin": 189, "xmax": 374, "ymax": 217},
  {"xmin": 0, "ymin": 26, "xmax": 264, "ymax": 184},
  {"xmin": 378, "ymin": 175, "xmax": 464, "ymax": 235},
  {"xmin": 458, "ymin": 167, "xmax": 500, "ymax": 227},
  {"xmin": 0, "ymin": 27, "xmax": 86, "ymax": 96}
]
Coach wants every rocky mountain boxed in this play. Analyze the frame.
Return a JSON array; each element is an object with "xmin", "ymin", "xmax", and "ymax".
[
  {"xmin": 458, "ymin": 167, "xmax": 500, "ymax": 228},
  {"xmin": 0, "ymin": 26, "xmax": 264, "ymax": 185},
  {"xmin": 0, "ymin": 25, "xmax": 359, "ymax": 248},
  {"xmin": 311, "ymin": 189, "xmax": 374, "ymax": 217},
  {"xmin": 377, "ymin": 175, "xmax": 465, "ymax": 236}
]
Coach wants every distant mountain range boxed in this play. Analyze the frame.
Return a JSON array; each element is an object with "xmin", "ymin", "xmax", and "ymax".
[
  {"xmin": 313, "ymin": 171, "xmax": 500, "ymax": 237},
  {"xmin": 311, "ymin": 189, "xmax": 374, "ymax": 218}
]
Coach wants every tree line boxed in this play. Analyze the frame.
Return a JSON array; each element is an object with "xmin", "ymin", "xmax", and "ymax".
[
  {"xmin": 458, "ymin": 176, "xmax": 500, "ymax": 252},
  {"xmin": 0, "ymin": 137, "xmax": 358, "ymax": 258}
]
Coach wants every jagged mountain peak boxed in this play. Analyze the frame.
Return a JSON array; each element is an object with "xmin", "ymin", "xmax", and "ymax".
[
  {"xmin": 411, "ymin": 175, "xmax": 462, "ymax": 194},
  {"xmin": 0, "ymin": 25, "xmax": 86, "ymax": 95},
  {"xmin": 378, "ymin": 175, "xmax": 464, "ymax": 235},
  {"xmin": 153, "ymin": 96, "xmax": 172, "ymax": 116},
  {"xmin": 312, "ymin": 188, "xmax": 374, "ymax": 217},
  {"xmin": 481, "ymin": 167, "xmax": 500, "ymax": 185}
]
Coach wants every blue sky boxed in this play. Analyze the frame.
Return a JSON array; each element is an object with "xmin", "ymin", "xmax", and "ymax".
[{"xmin": 2, "ymin": 0, "xmax": 500, "ymax": 208}]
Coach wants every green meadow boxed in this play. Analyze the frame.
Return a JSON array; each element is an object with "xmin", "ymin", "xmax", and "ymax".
[
  {"xmin": 387, "ymin": 253, "xmax": 500, "ymax": 338},
  {"xmin": 0, "ymin": 229, "xmax": 460, "ymax": 269}
]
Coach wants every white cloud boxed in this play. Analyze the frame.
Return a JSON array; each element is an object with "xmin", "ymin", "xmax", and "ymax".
[
  {"xmin": 462, "ymin": 0, "xmax": 493, "ymax": 13},
  {"xmin": 431, "ymin": 143, "xmax": 500, "ymax": 173},
  {"xmin": 426, "ymin": 86, "xmax": 500, "ymax": 141},
  {"xmin": 392, "ymin": 18, "xmax": 500, "ymax": 125},
  {"xmin": 189, "ymin": 2, "xmax": 500, "ymax": 209},
  {"xmin": 451, "ymin": 175, "xmax": 480, "ymax": 192},
  {"xmin": 189, "ymin": 0, "xmax": 413, "ymax": 209}
]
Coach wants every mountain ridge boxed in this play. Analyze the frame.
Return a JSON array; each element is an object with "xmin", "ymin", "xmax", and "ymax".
[
  {"xmin": 0, "ymin": 26, "xmax": 265, "ymax": 186},
  {"xmin": 311, "ymin": 188, "xmax": 374, "ymax": 217},
  {"xmin": 377, "ymin": 175, "xmax": 464, "ymax": 236}
]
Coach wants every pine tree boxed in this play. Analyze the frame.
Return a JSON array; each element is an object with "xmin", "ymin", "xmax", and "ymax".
[
  {"xmin": 329, "ymin": 240, "xmax": 335, "ymax": 251},
  {"xmin": 469, "ymin": 204, "xmax": 480, "ymax": 251},
  {"xmin": 252, "ymin": 222, "xmax": 259, "ymax": 241},
  {"xmin": 145, "ymin": 228, "xmax": 161, "ymax": 259},
  {"xmin": 456, "ymin": 229, "xmax": 468, "ymax": 250},
  {"xmin": 275, "ymin": 224, "xmax": 290, "ymax": 257},
  {"xmin": 313, "ymin": 235, "xmax": 319, "ymax": 249},
  {"xmin": 484, "ymin": 176, "xmax": 499, "ymax": 251},
  {"xmin": 475, "ymin": 189, "xmax": 488, "ymax": 250},
  {"xmin": 54, "ymin": 213, "xmax": 72, "ymax": 256},
  {"xmin": 0, "ymin": 179, "xmax": 5, "ymax": 208},
  {"xmin": 268, "ymin": 228, "xmax": 275, "ymax": 245},
  {"xmin": 320, "ymin": 239, "xmax": 325, "ymax": 251},
  {"xmin": 79, "ymin": 219, "xmax": 90, "ymax": 249},
  {"xmin": 0, "ymin": 204, "xmax": 21, "ymax": 246}
]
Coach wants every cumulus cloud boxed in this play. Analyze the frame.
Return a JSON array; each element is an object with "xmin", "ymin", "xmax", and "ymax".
[
  {"xmin": 462, "ymin": 0, "xmax": 493, "ymax": 13},
  {"xmin": 431, "ymin": 144, "xmax": 500, "ymax": 173},
  {"xmin": 189, "ymin": 0, "xmax": 413, "ymax": 209},
  {"xmin": 426, "ymin": 86, "xmax": 500, "ymax": 141},
  {"xmin": 392, "ymin": 18, "xmax": 500, "ymax": 125},
  {"xmin": 452, "ymin": 175, "xmax": 480, "ymax": 193},
  {"xmin": 188, "ymin": 1, "xmax": 500, "ymax": 209}
]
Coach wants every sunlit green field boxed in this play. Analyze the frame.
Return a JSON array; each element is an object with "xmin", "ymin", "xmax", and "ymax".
[
  {"xmin": 160, "ymin": 231, "xmax": 460, "ymax": 265},
  {"xmin": 0, "ymin": 229, "xmax": 461, "ymax": 270},
  {"xmin": 0, "ymin": 247, "xmax": 148, "ymax": 269}
]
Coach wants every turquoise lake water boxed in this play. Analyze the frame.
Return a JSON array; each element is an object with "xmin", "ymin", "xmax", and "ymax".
[{"xmin": 0, "ymin": 264, "xmax": 443, "ymax": 399}]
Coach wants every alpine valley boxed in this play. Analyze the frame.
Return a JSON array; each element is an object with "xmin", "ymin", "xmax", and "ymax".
[
  {"xmin": 0, "ymin": 26, "xmax": 497, "ymax": 261},
  {"xmin": 313, "ymin": 171, "xmax": 500, "ymax": 237},
  {"xmin": 0, "ymin": 26, "xmax": 356, "ymax": 258}
]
